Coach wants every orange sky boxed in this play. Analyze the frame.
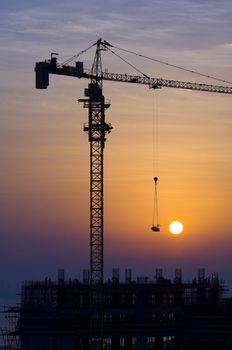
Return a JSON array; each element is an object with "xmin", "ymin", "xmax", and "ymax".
[{"xmin": 0, "ymin": 0, "xmax": 232, "ymax": 294}]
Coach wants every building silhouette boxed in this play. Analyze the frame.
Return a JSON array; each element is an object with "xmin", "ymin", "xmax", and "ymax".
[{"xmin": 2, "ymin": 268, "xmax": 229, "ymax": 350}]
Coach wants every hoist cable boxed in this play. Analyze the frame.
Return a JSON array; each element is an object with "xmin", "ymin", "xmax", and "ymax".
[
  {"xmin": 152, "ymin": 190, "xmax": 155, "ymax": 226},
  {"xmin": 152, "ymin": 90, "xmax": 159, "ymax": 176},
  {"xmin": 152, "ymin": 178, "xmax": 159, "ymax": 227},
  {"xmin": 152, "ymin": 91, "xmax": 160, "ymax": 227},
  {"xmin": 155, "ymin": 180, "xmax": 159, "ymax": 226},
  {"xmin": 61, "ymin": 43, "xmax": 96, "ymax": 66},
  {"xmin": 109, "ymin": 44, "xmax": 232, "ymax": 85},
  {"xmin": 103, "ymin": 46, "xmax": 150, "ymax": 79}
]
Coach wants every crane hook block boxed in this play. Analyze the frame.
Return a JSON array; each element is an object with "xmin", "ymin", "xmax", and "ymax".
[{"xmin": 154, "ymin": 177, "xmax": 158, "ymax": 183}]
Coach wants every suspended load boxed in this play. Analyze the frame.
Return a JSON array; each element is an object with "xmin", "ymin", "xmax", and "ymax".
[
  {"xmin": 151, "ymin": 225, "xmax": 160, "ymax": 232},
  {"xmin": 151, "ymin": 177, "xmax": 160, "ymax": 232}
]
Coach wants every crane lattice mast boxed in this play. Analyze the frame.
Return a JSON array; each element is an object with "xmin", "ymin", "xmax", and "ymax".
[
  {"xmin": 34, "ymin": 38, "xmax": 232, "ymax": 286},
  {"xmin": 81, "ymin": 40, "xmax": 112, "ymax": 285}
]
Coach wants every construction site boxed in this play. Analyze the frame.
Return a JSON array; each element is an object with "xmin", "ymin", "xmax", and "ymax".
[
  {"xmin": 1, "ymin": 39, "xmax": 232, "ymax": 349},
  {"xmin": 2, "ymin": 267, "xmax": 232, "ymax": 350}
]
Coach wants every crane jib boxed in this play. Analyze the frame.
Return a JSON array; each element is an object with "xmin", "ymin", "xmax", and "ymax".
[{"xmin": 35, "ymin": 60, "xmax": 232, "ymax": 94}]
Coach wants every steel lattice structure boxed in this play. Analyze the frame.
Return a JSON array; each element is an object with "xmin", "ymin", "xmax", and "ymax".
[
  {"xmin": 82, "ymin": 40, "xmax": 113, "ymax": 285},
  {"xmin": 83, "ymin": 94, "xmax": 112, "ymax": 284}
]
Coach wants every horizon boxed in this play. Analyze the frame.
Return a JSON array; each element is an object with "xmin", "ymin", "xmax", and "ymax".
[{"xmin": 0, "ymin": 0, "xmax": 232, "ymax": 303}]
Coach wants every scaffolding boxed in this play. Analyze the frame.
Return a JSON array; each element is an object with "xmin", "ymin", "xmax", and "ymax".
[
  {"xmin": 1, "ymin": 305, "xmax": 20, "ymax": 349},
  {"xmin": 17, "ymin": 268, "xmax": 227, "ymax": 350}
]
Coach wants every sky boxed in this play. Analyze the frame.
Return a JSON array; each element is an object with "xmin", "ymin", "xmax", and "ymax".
[{"xmin": 0, "ymin": 0, "xmax": 232, "ymax": 299}]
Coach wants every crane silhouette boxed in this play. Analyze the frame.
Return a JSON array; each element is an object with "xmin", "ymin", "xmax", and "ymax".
[{"xmin": 35, "ymin": 38, "xmax": 232, "ymax": 286}]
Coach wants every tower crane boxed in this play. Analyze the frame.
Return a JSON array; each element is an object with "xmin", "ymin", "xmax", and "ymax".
[{"xmin": 35, "ymin": 38, "xmax": 232, "ymax": 286}]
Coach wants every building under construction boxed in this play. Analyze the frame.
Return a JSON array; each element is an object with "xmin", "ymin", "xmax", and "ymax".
[{"xmin": 2, "ymin": 268, "xmax": 232, "ymax": 350}]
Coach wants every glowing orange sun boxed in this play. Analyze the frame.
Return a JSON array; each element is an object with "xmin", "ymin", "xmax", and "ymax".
[{"xmin": 169, "ymin": 221, "xmax": 184, "ymax": 235}]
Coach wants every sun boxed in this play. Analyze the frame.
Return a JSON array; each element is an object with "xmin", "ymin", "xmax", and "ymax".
[{"xmin": 169, "ymin": 221, "xmax": 184, "ymax": 235}]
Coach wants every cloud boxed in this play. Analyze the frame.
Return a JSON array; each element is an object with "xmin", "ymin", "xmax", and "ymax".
[
  {"xmin": 223, "ymin": 43, "xmax": 232, "ymax": 48},
  {"xmin": 1, "ymin": 0, "xmax": 231, "ymax": 53}
]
